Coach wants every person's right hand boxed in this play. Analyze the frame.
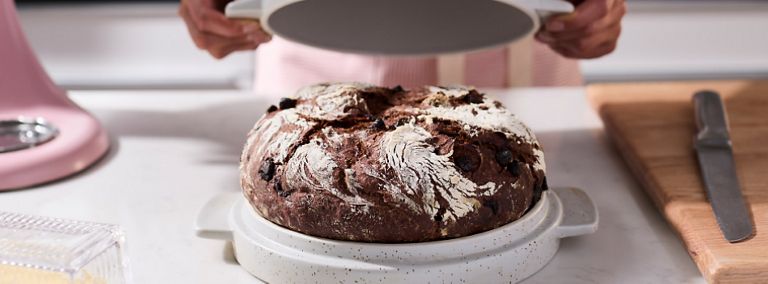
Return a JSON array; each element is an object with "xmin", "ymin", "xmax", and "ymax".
[{"xmin": 179, "ymin": 0, "xmax": 271, "ymax": 59}]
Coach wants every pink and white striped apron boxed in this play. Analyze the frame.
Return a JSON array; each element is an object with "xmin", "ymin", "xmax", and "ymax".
[{"xmin": 254, "ymin": 37, "xmax": 582, "ymax": 95}]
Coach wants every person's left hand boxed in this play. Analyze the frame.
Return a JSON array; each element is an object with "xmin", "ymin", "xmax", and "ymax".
[{"xmin": 535, "ymin": 0, "xmax": 626, "ymax": 59}]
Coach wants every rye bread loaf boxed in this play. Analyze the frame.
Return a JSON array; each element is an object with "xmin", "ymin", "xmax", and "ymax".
[{"xmin": 240, "ymin": 83, "xmax": 547, "ymax": 243}]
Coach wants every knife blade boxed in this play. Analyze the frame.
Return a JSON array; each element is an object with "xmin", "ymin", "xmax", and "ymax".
[{"xmin": 693, "ymin": 90, "xmax": 754, "ymax": 243}]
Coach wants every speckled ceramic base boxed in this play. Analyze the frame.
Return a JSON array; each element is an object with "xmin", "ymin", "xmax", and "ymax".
[{"xmin": 197, "ymin": 188, "xmax": 597, "ymax": 283}]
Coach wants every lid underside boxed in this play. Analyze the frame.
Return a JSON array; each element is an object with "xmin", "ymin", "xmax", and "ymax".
[{"xmin": 268, "ymin": 0, "xmax": 534, "ymax": 55}]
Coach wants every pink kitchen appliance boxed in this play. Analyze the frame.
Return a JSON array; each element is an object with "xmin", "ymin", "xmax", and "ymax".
[{"xmin": 0, "ymin": 0, "xmax": 109, "ymax": 190}]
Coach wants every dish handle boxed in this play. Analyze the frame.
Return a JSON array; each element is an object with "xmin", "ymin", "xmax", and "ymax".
[
  {"xmin": 225, "ymin": 0, "xmax": 262, "ymax": 20},
  {"xmin": 516, "ymin": 0, "xmax": 575, "ymax": 19},
  {"xmin": 554, "ymin": 187, "xmax": 599, "ymax": 238},
  {"xmin": 196, "ymin": 193, "xmax": 240, "ymax": 241}
]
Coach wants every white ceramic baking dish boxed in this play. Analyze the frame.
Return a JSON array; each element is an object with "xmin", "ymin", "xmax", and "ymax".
[
  {"xmin": 197, "ymin": 187, "xmax": 597, "ymax": 283},
  {"xmin": 224, "ymin": 0, "xmax": 574, "ymax": 55}
]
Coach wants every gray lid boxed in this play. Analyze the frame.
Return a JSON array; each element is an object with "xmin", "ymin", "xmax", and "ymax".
[{"xmin": 266, "ymin": 0, "xmax": 536, "ymax": 55}]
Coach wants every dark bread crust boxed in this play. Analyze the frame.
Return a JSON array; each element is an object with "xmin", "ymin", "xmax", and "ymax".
[{"xmin": 240, "ymin": 83, "xmax": 547, "ymax": 243}]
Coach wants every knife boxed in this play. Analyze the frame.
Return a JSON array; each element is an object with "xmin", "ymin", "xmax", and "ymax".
[{"xmin": 693, "ymin": 90, "xmax": 754, "ymax": 243}]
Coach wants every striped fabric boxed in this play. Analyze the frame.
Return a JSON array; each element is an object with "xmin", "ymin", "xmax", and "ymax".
[{"xmin": 254, "ymin": 36, "xmax": 582, "ymax": 95}]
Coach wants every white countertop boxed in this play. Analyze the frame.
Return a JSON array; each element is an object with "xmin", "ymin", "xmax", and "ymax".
[{"xmin": 0, "ymin": 88, "xmax": 704, "ymax": 283}]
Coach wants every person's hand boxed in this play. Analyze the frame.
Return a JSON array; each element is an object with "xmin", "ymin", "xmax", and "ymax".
[
  {"xmin": 535, "ymin": 0, "xmax": 626, "ymax": 59},
  {"xmin": 178, "ymin": 0, "xmax": 271, "ymax": 59}
]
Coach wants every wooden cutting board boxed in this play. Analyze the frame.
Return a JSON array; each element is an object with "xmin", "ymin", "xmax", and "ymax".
[{"xmin": 588, "ymin": 80, "xmax": 768, "ymax": 283}]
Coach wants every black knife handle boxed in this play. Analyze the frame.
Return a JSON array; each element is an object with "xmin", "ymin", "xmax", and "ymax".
[{"xmin": 693, "ymin": 90, "xmax": 731, "ymax": 147}]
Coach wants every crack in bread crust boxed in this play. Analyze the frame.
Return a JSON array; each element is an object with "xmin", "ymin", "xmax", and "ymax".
[{"xmin": 240, "ymin": 83, "xmax": 547, "ymax": 242}]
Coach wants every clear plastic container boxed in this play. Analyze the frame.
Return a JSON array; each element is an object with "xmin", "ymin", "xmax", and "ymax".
[{"xmin": 0, "ymin": 211, "xmax": 130, "ymax": 284}]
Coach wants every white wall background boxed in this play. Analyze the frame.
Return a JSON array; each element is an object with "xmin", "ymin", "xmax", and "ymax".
[
  {"xmin": 17, "ymin": 3, "xmax": 254, "ymax": 90},
  {"xmin": 15, "ymin": 1, "xmax": 768, "ymax": 90},
  {"xmin": 582, "ymin": 1, "xmax": 768, "ymax": 82}
]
